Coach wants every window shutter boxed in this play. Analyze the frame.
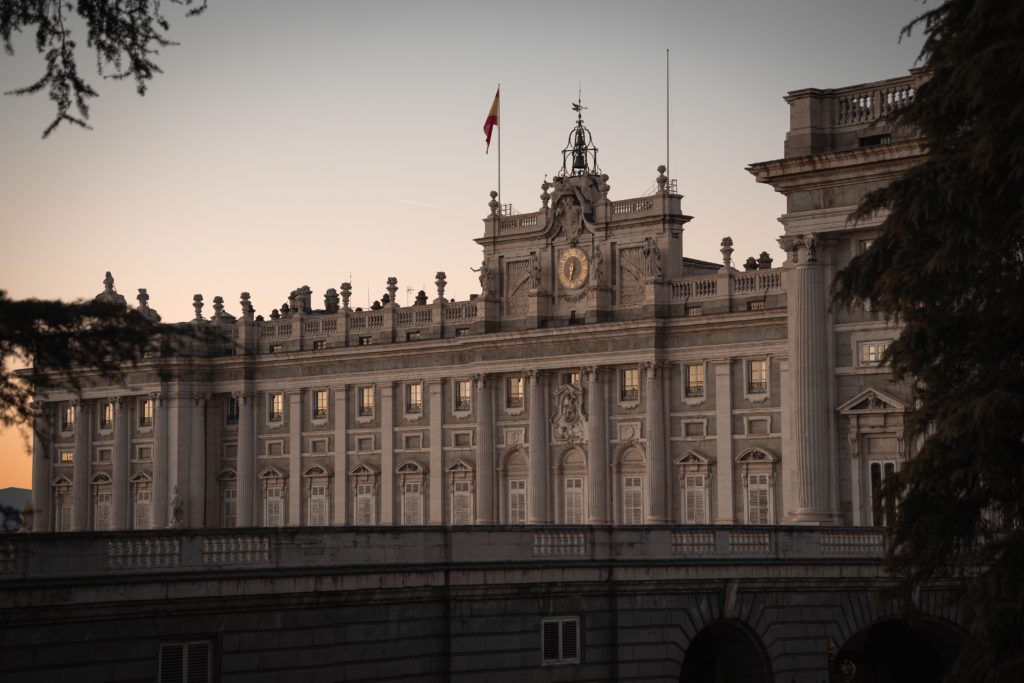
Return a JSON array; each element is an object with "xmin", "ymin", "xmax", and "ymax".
[
  {"xmin": 542, "ymin": 621, "xmax": 560, "ymax": 661},
  {"xmin": 159, "ymin": 644, "xmax": 184, "ymax": 683},
  {"xmin": 186, "ymin": 642, "xmax": 210, "ymax": 683},
  {"xmin": 403, "ymin": 483, "xmax": 422, "ymax": 525},
  {"xmin": 565, "ymin": 478, "xmax": 583, "ymax": 524},
  {"xmin": 561, "ymin": 619, "xmax": 579, "ymax": 661}
]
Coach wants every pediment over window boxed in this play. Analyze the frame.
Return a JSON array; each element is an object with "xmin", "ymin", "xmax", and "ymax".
[
  {"xmin": 51, "ymin": 474, "xmax": 72, "ymax": 487},
  {"xmin": 349, "ymin": 461, "xmax": 378, "ymax": 477},
  {"xmin": 735, "ymin": 447, "xmax": 778, "ymax": 464},
  {"xmin": 445, "ymin": 458, "xmax": 473, "ymax": 474},
  {"xmin": 674, "ymin": 450, "xmax": 712, "ymax": 466},
  {"xmin": 128, "ymin": 470, "xmax": 152, "ymax": 484},
  {"xmin": 257, "ymin": 465, "xmax": 287, "ymax": 480},
  {"xmin": 303, "ymin": 464, "xmax": 331, "ymax": 478},
  {"xmin": 838, "ymin": 387, "xmax": 908, "ymax": 415},
  {"xmin": 217, "ymin": 468, "xmax": 237, "ymax": 481},
  {"xmin": 90, "ymin": 472, "xmax": 112, "ymax": 484},
  {"xmin": 395, "ymin": 461, "xmax": 424, "ymax": 474}
]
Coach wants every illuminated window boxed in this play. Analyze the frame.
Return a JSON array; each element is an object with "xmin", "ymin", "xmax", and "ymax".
[
  {"xmin": 268, "ymin": 393, "xmax": 284, "ymax": 421},
  {"xmin": 100, "ymin": 402, "xmax": 114, "ymax": 429},
  {"xmin": 59, "ymin": 450, "xmax": 74, "ymax": 463},
  {"xmin": 313, "ymin": 390, "xmax": 329, "ymax": 419},
  {"xmin": 358, "ymin": 387, "xmax": 374, "ymax": 417},
  {"xmin": 406, "ymin": 383, "xmax": 423, "ymax": 414},
  {"xmin": 312, "ymin": 339, "xmax": 326, "ymax": 350},
  {"xmin": 140, "ymin": 399, "xmax": 154, "ymax": 426},
  {"xmin": 269, "ymin": 344, "xmax": 283, "ymax": 353},
  {"xmin": 747, "ymin": 360, "xmax": 768, "ymax": 394},
  {"xmin": 620, "ymin": 368, "xmax": 640, "ymax": 401},
  {"xmin": 562, "ymin": 371, "xmax": 580, "ymax": 386},
  {"xmin": 506, "ymin": 377, "xmax": 524, "ymax": 408},
  {"xmin": 226, "ymin": 397, "xmax": 240, "ymax": 425},
  {"xmin": 455, "ymin": 380, "xmax": 472, "ymax": 411},
  {"xmin": 859, "ymin": 341, "xmax": 890, "ymax": 365},
  {"xmin": 61, "ymin": 404, "xmax": 76, "ymax": 431},
  {"xmin": 684, "ymin": 364, "xmax": 704, "ymax": 398}
]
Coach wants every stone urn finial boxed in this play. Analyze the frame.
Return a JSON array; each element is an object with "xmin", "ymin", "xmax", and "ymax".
[
  {"xmin": 192, "ymin": 294, "xmax": 204, "ymax": 321},
  {"xmin": 340, "ymin": 282, "xmax": 352, "ymax": 311},
  {"xmin": 720, "ymin": 236, "xmax": 734, "ymax": 268},
  {"xmin": 240, "ymin": 292, "xmax": 254, "ymax": 319},
  {"xmin": 435, "ymin": 271, "xmax": 447, "ymax": 301},
  {"xmin": 488, "ymin": 190, "xmax": 499, "ymax": 216},
  {"xmin": 541, "ymin": 178, "xmax": 551, "ymax": 209},
  {"xmin": 386, "ymin": 277, "xmax": 399, "ymax": 306},
  {"xmin": 656, "ymin": 165, "xmax": 668, "ymax": 193}
]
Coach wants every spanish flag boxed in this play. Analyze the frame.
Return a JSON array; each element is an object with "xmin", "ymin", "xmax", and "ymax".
[{"xmin": 483, "ymin": 88, "xmax": 499, "ymax": 153}]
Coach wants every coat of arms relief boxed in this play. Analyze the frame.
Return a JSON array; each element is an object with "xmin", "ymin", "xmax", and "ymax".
[{"xmin": 551, "ymin": 382, "xmax": 587, "ymax": 442}]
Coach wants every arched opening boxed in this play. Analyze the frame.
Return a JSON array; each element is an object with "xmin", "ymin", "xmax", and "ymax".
[
  {"xmin": 680, "ymin": 620, "xmax": 771, "ymax": 682},
  {"xmin": 833, "ymin": 618, "xmax": 963, "ymax": 683}
]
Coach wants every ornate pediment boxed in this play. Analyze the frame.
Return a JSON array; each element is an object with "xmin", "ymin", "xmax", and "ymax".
[
  {"xmin": 128, "ymin": 470, "xmax": 152, "ymax": 484},
  {"xmin": 257, "ymin": 465, "xmax": 286, "ymax": 480},
  {"xmin": 395, "ymin": 461, "xmax": 424, "ymax": 474},
  {"xmin": 89, "ymin": 472, "xmax": 112, "ymax": 484},
  {"xmin": 217, "ymin": 468, "xmax": 237, "ymax": 481},
  {"xmin": 550, "ymin": 382, "xmax": 587, "ymax": 442},
  {"xmin": 51, "ymin": 474, "xmax": 73, "ymax": 488},
  {"xmin": 838, "ymin": 388, "xmax": 908, "ymax": 415},
  {"xmin": 735, "ymin": 448, "xmax": 777, "ymax": 464},
  {"xmin": 445, "ymin": 458, "xmax": 473, "ymax": 474},
  {"xmin": 349, "ymin": 461, "xmax": 378, "ymax": 477},
  {"xmin": 674, "ymin": 450, "xmax": 712, "ymax": 467},
  {"xmin": 303, "ymin": 464, "xmax": 330, "ymax": 478}
]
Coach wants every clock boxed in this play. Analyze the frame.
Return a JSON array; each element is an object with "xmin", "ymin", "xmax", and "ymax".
[{"xmin": 558, "ymin": 247, "xmax": 589, "ymax": 290}]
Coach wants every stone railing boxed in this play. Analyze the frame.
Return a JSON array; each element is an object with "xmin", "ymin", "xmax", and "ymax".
[
  {"xmin": 671, "ymin": 276, "xmax": 717, "ymax": 300},
  {"xmin": 0, "ymin": 526, "xmax": 885, "ymax": 582},
  {"xmin": 445, "ymin": 301, "xmax": 478, "ymax": 322},
  {"xmin": 612, "ymin": 198, "xmax": 654, "ymax": 216},
  {"xmin": 500, "ymin": 213, "xmax": 540, "ymax": 233},
  {"xmin": 732, "ymin": 270, "xmax": 782, "ymax": 294},
  {"xmin": 669, "ymin": 268, "xmax": 785, "ymax": 308},
  {"xmin": 836, "ymin": 78, "xmax": 915, "ymax": 126}
]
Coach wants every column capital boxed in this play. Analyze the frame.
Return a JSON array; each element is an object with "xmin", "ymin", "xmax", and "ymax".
[
  {"xmin": 474, "ymin": 373, "xmax": 490, "ymax": 389},
  {"xmin": 30, "ymin": 401, "xmax": 46, "ymax": 415},
  {"xmin": 583, "ymin": 365, "xmax": 605, "ymax": 383},
  {"xmin": 192, "ymin": 393, "xmax": 211, "ymax": 405},
  {"xmin": 148, "ymin": 391, "xmax": 164, "ymax": 406},
  {"xmin": 527, "ymin": 369, "xmax": 545, "ymax": 385},
  {"xmin": 232, "ymin": 390, "xmax": 254, "ymax": 404},
  {"xmin": 641, "ymin": 361, "xmax": 666, "ymax": 381}
]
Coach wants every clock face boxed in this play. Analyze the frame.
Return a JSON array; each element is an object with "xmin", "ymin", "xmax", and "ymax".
[{"xmin": 558, "ymin": 247, "xmax": 589, "ymax": 290}]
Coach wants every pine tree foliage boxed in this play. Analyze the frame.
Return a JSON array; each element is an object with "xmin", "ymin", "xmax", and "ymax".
[
  {"xmin": 834, "ymin": 1, "xmax": 1024, "ymax": 679},
  {"xmin": 1, "ymin": 0, "xmax": 207, "ymax": 137}
]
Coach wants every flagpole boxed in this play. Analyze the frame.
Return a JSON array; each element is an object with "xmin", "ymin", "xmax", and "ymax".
[
  {"xmin": 497, "ymin": 83, "xmax": 501, "ymax": 213},
  {"xmin": 666, "ymin": 49, "xmax": 670, "ymax": 182}
]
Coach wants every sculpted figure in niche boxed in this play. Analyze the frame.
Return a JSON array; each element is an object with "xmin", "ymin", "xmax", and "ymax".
[
  {"xmin": 170, "ymin": 486, "xmax": 184, "ymax": 526},
  {"xmin": 592, "ymin": 246, "xmax": 605, "ymax": 286},
  {"xmin": 643, "ymin": 237, "xmax": 664, "ymax": 279},
  {"xmin": 530, "ymin": 253, "xmax": 542, "ymax": 289},
  {"xmin": 561, "ymin": 392, "xmax": 579, "ymax": 424}
]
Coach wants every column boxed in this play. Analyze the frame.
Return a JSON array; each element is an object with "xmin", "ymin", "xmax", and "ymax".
[
  {"xmin": 786, "ymin": 235, "xmax": 833, "ymax": 522},
  {"xmin": 189, "ymin": 394, "xmax": 207, "ymax": 528},
  {"xmin": 167, "ymin": 393, "xmax": 190, "ymax": 527},
  {"xmin": 288, "ymin": 391, "xmax": 302, "ymax": 526},
  {"xmin": 111, "ymin": 396, "xmax": 129, "ymax": 529},
  {"xmin": 30, "ymin": 402, "xmax": 50, "ymax": 532},
  {"xmin": 71, "ymin": 401, "xmax": 90, "ymax": 531},
  {"xmin": 380, "ymin": 383, "xmax": 394, "ymax": 525},
  {"xmin": 527, "ymin": 370, "xmax": 548, "ymax": 524},
  {"xmin": 332, "ymin": 385, "xmax": 347, "ymax": 525},
  {"xmin": 475, "ymin": 374, "xmax": 495, "ymax": 523},
  {"xmin": 152, "ymin": 393, "xmax": 169, "ymax": 528},
  {"xmin": 644, "ymin": 363, "xmax": 668, "ymax": 523},
  {"xmin": 428, "ymin": 380, "xmax": 444, "ymax": 524},
  {"xmin": 586, "ymin": 367, "xmax": 609, "ymax": 524},
  {"xmin": 714, "ymin": 360, "xmax": 735, "ymax": 524},
  {"xmin": 236, "ymin": 391, "xmax": 255, "ymax": 527}
]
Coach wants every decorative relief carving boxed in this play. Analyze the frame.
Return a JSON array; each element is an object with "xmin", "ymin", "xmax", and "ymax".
[
  {"xmin": 618, "ymin": 245, "xmax": 645, "ymax": 304},
  {"xmin": 550, "ymin": 383, "xmax": 587, "ymax": 443},
  {"xmin": 504, "ymin": 259, "xmax": 530, "ymax": 316}
]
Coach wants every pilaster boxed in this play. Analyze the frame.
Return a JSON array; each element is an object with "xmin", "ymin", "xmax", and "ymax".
[
  {"xmin": 714, "ymin": 360, "xmax": 735, "ymax": 524},
  {"xmin": 152, "ymin": 393, "xmax": 169, "ymax": 528},
  {"xmin": 527, "ymin": 370, "xmax": 548, "ymax": 523},
  {"xmin": 428, "ymin": 380, "xmax": 443, "ymax": 524},
  {"xmin": 288, "ymin": 391, "xmax": 302, "ymax": 526},
  {"xmin": 380, "ymin": 383, "xmax": 394, "ymax": 525},
  {"xmin": 30, "ymin": 402, "xmax": 50, "ymax": 532},
  {"xmin": 475, "ymin": 375, "xmax": 495, "ymax": 523},
  {"xmin": 167, "ymin": 393, "xmax": 190, "ymax": 526},
  {"xmin": 586, "ymin": 366, "xmax": 609, "ymax": 523},
  {"xmin": 235, "ymin": 391, "xmax": 255, "ymax": 527},
  {"xmin": 333, "ymin": 385, "xmax": 347, "ymax": 525},
  {"xmin": 189, "ymin": 394, "xmax": 207, "ymax": 528},
  {"xmin": 644, "ymin": 363, "xmax": 668, "ymax": 523},
  {"xmin": 111, "ymin": 397, "xmax": 129, "ymax": 530},
  {"xmin": 71, "ymin": 401, "xmax": 90, "ymax": 531}
]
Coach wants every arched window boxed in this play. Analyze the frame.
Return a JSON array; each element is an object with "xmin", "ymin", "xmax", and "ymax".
[
  {"xmin": 613, "ymin": 445, "xmax": 646, "ymax": 525},
  {"xmin": 303, "ymin": 465, "xmax": 331, "ymax": 526},
  {"xmin": 217, "ymin": 469, "xmax": 237, "ymax": 528},
  {"xmin": 51, "ymin": 475, "xmax": 73, "ymax": 532},
  {"xmin": 396, "ymin": 461, "xmax": 425, "ymax": 525},
  {"xmin": 257, "ymin": 466, "xmax": 287, "ymax": 527},
  {"xmin": 557, "ymin": 448, "xmax": 587, "ymax": 524},
  {"xmin": 501, "ymin": 450, "xmax": 529, "ymax": 524},
  {"xmin": 675, "ymin": 451, "xmax": 713, "ymax": 524},
  {"xmin": 736, "ymin": 448, "xmax": 778, "ymax": 525},
  {"xmin": 129, "ymin": 470, "xmax": 153, "ymax": 530},
  {"xmin": 349, "ymin": 462, "xmax": 378, "ymax": 525},
  {"xmin": 445, "ymin": 459, "xmax": 475, "ymax": 525}
]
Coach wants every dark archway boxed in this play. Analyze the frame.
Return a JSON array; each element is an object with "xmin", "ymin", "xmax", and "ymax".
[
  {"xmin": 680, "ymin": 619, "xmax": 772, "ymax": 683},
  {"xmin": 833, "ymin": 618, "xmax": 963, "ymax": 683}
]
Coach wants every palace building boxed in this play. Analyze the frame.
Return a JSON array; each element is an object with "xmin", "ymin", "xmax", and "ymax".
[{"xmin": 29, "ymin": 71, "xmax": 922, "ymax": 537}]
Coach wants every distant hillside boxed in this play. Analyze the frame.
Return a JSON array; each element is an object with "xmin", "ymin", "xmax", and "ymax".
[{"xmin": 0, "ymin": 487, "xmax": 31, "ymax": 511}]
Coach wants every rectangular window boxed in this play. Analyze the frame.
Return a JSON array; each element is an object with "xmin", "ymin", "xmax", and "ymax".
[
  {"xmin": 859, "ymin": 341, "xmax": 890, "ymax": 365},
  {"xmin": 685, "ymin": 306, "xmax": 703, "ymax": 317},
  {"xmin": 226, "ymin": 397, "xmax": 240, "ymax": 425},
  {"xmin": 508, "ymin": 479, "xmax": 527, "ymax": 524},
  {"xmin": 269, "ymin": 343, "xmax": 283, "ymax": 353},
  {"xmin": 406, "ymin": 383, "xmax": 423, "ymax": 414},
  {"xmin": 222, "ymin": 488, "xmax": 237, "ymax": 527},
  {"xmin": 453, "ymin": 432, "xmax": 472, "ymax": 448},
  {"xmin": 264, "ymin": 487, "xmax": 283, "ymax": 527},
  {"xmin": 312, "ymin": 339, "xmax": 326, "ymax": 350},
  {"xmin": 684, "ymin": 364, "xmax": 704, "ymax": 398},
  {"xmin": 140, "ymin": 399, "xmax": 154, "ymax": 426},
  {"xmin": 684, "ymin": 474, "xmax": 707, "ymax": 524},
  {"xmin": 100, "ymin": 402, "xmax": 114, "ymax": 429},
  {"xmin": 96, "ymin": 448, "xmax": 112, "ymax": 463},
  {"xmin": 620, "ymin": 368, "xmax": 640, "ymax": 402},
  {"xmin": 309, "ymin": 484, "xmax": 328, "ymax": 526},
  {"xmin": 406, "ymin": 331, "xmax": 422, "ymax": 341},
  {"xmin": 870, "ymin": 461, "xmax": 898, "ymax": 528},
  {"xmin": 564, "ymin": 478, "xmax": 584, "ymax": 524},
  {"xmin": 94, "ymin": 490, "xmax": 112, "ymax": 530},
  {"xmin": 623, "ymin": 476, "xmax": 643, "ymax": 524},
  {"xmin": 310, "ymin": 438, "xmax": 328, "ymax": 454},
  {"xmin": 541, "ymin": 617, "xmax": 580, "ymax": 665},
  {"xmin": 455, "ymin": 327, "xmax": 469, "ymax": 337},
  {"xmin": 746, "ymin": 300, "xmax": 765, "ymax": 311},
  {"xmin": 453, "ymin": 481, "xmax": 472, "ymax": 524},
  {"xmin": 355, "ymin": 483, "xmax": 375, "ymax": 524},
  {"xmin": 747, "ymin": 473, "xmax": 770, "ymax": 525},
  {"xmin": 402, "ymin": 482, "xmax": 423, "ymax": 525},
  {"xmin": 358, "ymin": 386, "xmax": 374, "ymax": 417},
  {"xmin": 358, "ymin": 336, "xmax": 373, "ymax": 346},
  {"xmin": 747, "ymin": 359, "xmax": 768, "ymax": 394},
  {"xmin": 134, "ymin": 489, "xmax": 151, "ymax": 530},
  {"xmin": 59, "ymin": 450, "xmax": 74, "ymax": 463},
  {"xmin": 859, "ymin": 238, "xmax": 875, "ymax": 254},
  {"xmin": 268, "ymin": 393, "xmax": 284, "ymax": 421},
  {"xmin": 313, "ymin": 390, "xmax": 329, "ymax": 419},
  {"xmin": 158, "ymin": 641, "xmax": 211, "ymax": 683},
  {"xmin": 562, "ymin": 371, "xmax": 581, "ymax": 386},
  {"xmin": 61, "ymin": 404, "xmax": 76, "ymax": 431},
  {"xmin": 56, "ymin": 493, "xmax": 72, "ymax": 532},
  {"xmin": 455, "ymin": 380, "xmax": 472, "ymax": 411},
  {"xmin": 506, "ymin": 377, "xmax": 525, "ymax": 408}
]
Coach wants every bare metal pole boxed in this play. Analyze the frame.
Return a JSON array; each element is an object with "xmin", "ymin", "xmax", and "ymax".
[
  {"xmin": 497, "ymin": 83, "xmax": 501, "ymax": 213},
  {"xmin": 666, "ymin": 49, "xmax": 670, "ymax": 181}
]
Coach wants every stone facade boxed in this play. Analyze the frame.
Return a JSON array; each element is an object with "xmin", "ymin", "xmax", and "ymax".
[{"xmin": 27, "ymin": 72, "xmax": 926, "ymax": 538}]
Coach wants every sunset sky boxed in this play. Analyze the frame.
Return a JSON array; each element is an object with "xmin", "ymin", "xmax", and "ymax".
[{"xmin": 0, "ymin": 0, "xmax": 926, "ymax": 489}]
